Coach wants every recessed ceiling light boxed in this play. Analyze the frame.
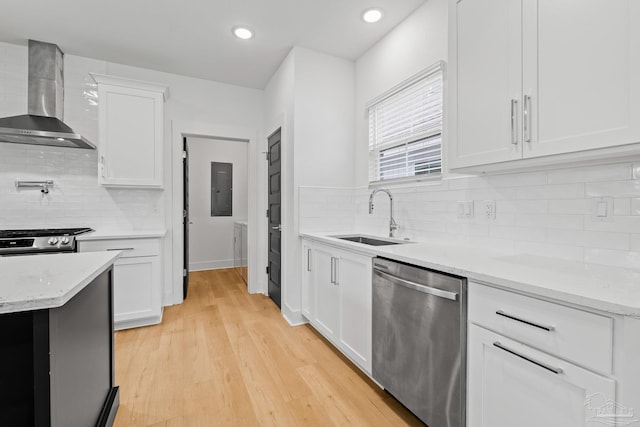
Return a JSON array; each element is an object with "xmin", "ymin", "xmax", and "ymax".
[
  {"xmin": 232, "ymin": 26, "xmax": 254, "ymax": 40},
  {"xmin": 362, "ymin": 8, "xmax": 383, "ymax": 23}
]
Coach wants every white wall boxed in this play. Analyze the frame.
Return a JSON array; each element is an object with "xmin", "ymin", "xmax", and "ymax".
[
  {"xmin": 188, "ymin": 137, "xmax": 248, "ymax": 271},
  {"xmin": 264, "ymin": 47, "xmax": 355, "ymax": 324},
  {"xmin": 355, "ymin": 0, "xmax": 448, "ymax": 187},
  {"xmin": 0, "ymin": 41, "xmax": 263, "ymax": 306}
]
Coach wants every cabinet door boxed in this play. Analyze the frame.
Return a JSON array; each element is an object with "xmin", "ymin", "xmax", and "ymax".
[
  {"xmin": 523, "ymin": 0, "xmax": 640, "ymax": 158},
  {"xmin": 300, "ymin": 240, "xmax": 314, "ymax": 320},
  {"xmin": 113, "ymin": 256, "xmax": 161, "ymax": 329},
  {"xmin": 449, "ymin": 0, "xmax": 523, "ymax": 168},
  {"xmin": 468, "ymin": 324, "xmax": 615, "ymax": 427},
  {"xmin": 337, "ymin": 249, "xmax": 372, "ymax": 373},
  {"xmin": 312, "ymin": 246, "xmax": 339, "ymax": 341}
]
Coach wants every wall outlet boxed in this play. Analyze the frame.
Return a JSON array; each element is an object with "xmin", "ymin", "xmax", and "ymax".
[{"xmin": 482, "ymin": 200, "xmax": 496, "ymax": 220}]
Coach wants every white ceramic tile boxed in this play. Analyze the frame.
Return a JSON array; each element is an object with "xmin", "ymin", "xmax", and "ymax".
[
  {"xmin": 496, "ymin": 200, "xmax": 547, "ymax": 214},
  {"xmin": 516, "ymin": 183, "xmax": 585, "ymax": 200},
  {"xmin": 631, "ymin": 234, "xmax": 640, "ymax": 252},
  {"xmin": 489, "ymin": 225, "xmax": 547, "ymax": 243},
  {"xmin": 548, "ymin": 199, "xmax": 589, "ymax": 215},
  {"xmin": 516, "ymin": 214, "xmax": 584, "ymax": 230},
  {"xmin": 488, "ymin": 171, "xmax": 547, "ymax": 187},
  {"xmin": 586, "ymin": 180, "xmax": 640, "ymax": 198},
  {"xmin": 585, "ymin": 215, "xmax": 640, "ymax": 233},
  {"xmin": 632, "ymin": 198, "xmax": 640, "ymax": 216},
  {"xmin": 548, "ymin": 163, "xmax": 632, "ymax": 184},
  {"xmin": 614, "ymin": 198, "xmax": 632, "ymax": 216}
]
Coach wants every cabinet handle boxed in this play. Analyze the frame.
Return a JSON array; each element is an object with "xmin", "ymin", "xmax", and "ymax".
[
  {"xmin": 493, "ymin": 341, "xmax": 563, "ymax": 375},
  {"xmin": 510, "ymin": 99, "xmax": 519, "ymax": 145},
  {"xmin": 107, "ymin": 248, "xmax": 134, "ymax": 251},
  {"xmin": 100, "ymin": 156, "xmax": 106, "ymax": 179},
  {"xmin": 334, "ymin": 258, "xmax": 339, "ymax": 286},
  {"xmin": 307, "ymin": 249, "xmax": 312, "ymax": 272},
  {"xmin": 523, "ymin": 95, "xmax": 531, "ymax": 142},
  {"xmin": 330, "ymin": 257, "xmax": 335, "ymax": 284},
  {"xmin": 495, "ymin": 310, "xmax": 555, "ymax": 332}
]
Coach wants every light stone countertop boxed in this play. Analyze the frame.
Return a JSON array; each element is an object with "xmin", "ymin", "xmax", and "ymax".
[
  {"xmin": 301, "ymin": 232, "xmax": 640, "ymax": 318},
  {"xmin": 0, "ymin": 252, "xmax": 120, "ymax": 314},
  {"xmin": 76, "ymin": 229, "xmax": 167, "ymax": 240}
]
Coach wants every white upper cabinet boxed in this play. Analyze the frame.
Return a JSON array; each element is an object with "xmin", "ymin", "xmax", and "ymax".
[
  {"xmin": 449, "ymin": 0, "xmax": 640, "ymax": 169},
  {"xmin": 450, "ymin": 0, "xmax": 523, "ymax": 167},
  {"xmin": 91, "ymin": 74, "xmax": 169, "ymax": 188}
]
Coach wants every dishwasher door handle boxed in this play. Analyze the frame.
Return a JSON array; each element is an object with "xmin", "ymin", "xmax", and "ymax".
[{"xmin": 374, "ymin": 269, "xmax": 458, "ymax": 301}]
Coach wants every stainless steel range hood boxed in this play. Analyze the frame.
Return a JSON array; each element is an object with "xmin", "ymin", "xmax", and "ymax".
[{"xmin": 0, "ymin": 40, "xmax": 95, "ymax": 149}]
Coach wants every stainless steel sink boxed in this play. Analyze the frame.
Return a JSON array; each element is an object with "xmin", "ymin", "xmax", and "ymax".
[{"xmin": 332, "ymin": 235, "xmax": 410, "ymax": 246}]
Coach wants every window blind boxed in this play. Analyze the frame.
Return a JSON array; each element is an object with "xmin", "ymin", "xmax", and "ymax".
[{"xmin": 368, "ymin": 63, "xmax": 443, "ymax": 183}]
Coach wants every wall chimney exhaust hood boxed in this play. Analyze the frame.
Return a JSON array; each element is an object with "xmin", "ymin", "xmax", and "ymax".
[{"xmin": 0, "ymin": 40, "xmax": 95, "ymax": 149}]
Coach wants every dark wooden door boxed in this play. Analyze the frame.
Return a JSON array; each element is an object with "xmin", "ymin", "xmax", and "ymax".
[
  {"xmin": 267, "ymin": 129, "xmax": 282, "ymax": 308},
  {"xmin": 183, "ymin": 137, "xmax": 189, "ymax": 300}
]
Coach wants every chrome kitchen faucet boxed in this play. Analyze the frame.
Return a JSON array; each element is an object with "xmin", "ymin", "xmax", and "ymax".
[{"xmin": 369, "ymin": 188, "xmax": 398, "ymax": 238}]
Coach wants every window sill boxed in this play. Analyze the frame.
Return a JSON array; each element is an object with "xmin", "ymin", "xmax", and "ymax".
[{"xmin": 368, "ymin": 173, "xmax": 443, "ymax": 189}]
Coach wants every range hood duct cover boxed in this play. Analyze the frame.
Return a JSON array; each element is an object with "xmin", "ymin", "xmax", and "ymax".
[{"xmin": 0, "ymin": 40, "xmax": 95, "ymax": 149}]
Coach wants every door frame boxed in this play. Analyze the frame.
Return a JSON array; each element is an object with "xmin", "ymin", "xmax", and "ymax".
[{"xmin": 168, "ymin": 120, "xmax": 262, "ymax": 305}]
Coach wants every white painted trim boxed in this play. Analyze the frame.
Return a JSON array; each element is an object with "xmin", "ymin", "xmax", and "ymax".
[
  {"xmin": 167, "ymin": 120, "xmax": 261, "ymax": 306},
  {"xmin": 189, "ymin": 260, "xmax": 235, "ymax": 271},
  {"xmin": 89, "ymin": 73, "xmax": 170, "ymax": 100}
]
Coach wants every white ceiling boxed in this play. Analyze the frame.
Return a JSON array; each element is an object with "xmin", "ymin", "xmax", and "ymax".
[{"xmin": 0, "ymin": 0, "xmax": 426, "ymax": 89}]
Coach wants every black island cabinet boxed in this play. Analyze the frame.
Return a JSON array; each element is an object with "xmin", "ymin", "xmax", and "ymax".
[{"xmin": 0, "ymin": 267, "xmax": 119, "ymax": 426}]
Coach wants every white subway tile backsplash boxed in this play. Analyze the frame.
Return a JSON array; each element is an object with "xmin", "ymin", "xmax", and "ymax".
[
  {"xmin": 614, "ymin": 198, "xmax": 632, "ymax": 216},
  {"xmin": 300, "ymin": 160, "xmax": 640, "ymax": 269},
  {"xmin": 586, "ymin": 180, "xmax": 640, "ymax": 198},
  {"xmin": 548, "ymin": 163, "xmax": 632, "ymax": 184},
  {"xmin": 489, "ymin": 225, "xmax": 547, "ymax": 243},
  {"xmin": 548, "ymin": 199, "xmax": 589, "ymax": 215},
  {"xmin": 516, "ymin": 213, "xmax": 583, "ymax": 230},
  {"xmin": 631, "ymin": 198, "xmax": 640, "ymax": 216},
  {"xmin": 488, "ymin": 171, "xmax": 547, "ymax": 187},
  {"xmin": 516, "ymin": 183, "xmax": 585, "ymax": 200}
]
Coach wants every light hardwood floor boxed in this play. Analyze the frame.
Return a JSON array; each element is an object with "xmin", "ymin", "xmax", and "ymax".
[{"xmin": 114, "ymin": 268, "xmax": 422, "ymax": 426}]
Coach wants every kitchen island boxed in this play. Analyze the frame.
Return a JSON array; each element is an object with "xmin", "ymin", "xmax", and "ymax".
[{"xmin": 0, "ymin": 252, "xmax": 121, "ymax": 426}]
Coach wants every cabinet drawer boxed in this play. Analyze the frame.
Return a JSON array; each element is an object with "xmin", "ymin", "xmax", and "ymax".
[
  {"xmin": 469, "ymin": 283, "xmax": 613, "ymax": 374},
  {"xmin": 78, "ymin": 238, "xmax": 160, "ymax": 258}
]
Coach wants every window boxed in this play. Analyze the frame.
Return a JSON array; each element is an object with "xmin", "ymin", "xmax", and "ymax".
[{"xmin": 368, "ymin": 62, "xmax": 444, "ymax": 184}]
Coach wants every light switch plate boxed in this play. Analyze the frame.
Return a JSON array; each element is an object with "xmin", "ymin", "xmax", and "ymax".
[
  {"xmin": 591, "ymin": 197, "xmax": 613, "ymax": 222},
  {"xmin": 457, "ymin": 201, "xmax": 474, "ymax": 219}
]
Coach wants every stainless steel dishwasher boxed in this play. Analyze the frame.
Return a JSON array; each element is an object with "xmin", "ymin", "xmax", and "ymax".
[{"xmin": 372, "ymin": 257, "xmax": 467, "ymax": 427}]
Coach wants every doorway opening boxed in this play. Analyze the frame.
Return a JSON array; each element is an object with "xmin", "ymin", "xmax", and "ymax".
[{"xmin": 183, "ymin": 136, "xmax": 250, "ymax": 298}]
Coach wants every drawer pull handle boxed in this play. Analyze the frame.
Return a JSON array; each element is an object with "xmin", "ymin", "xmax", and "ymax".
[
  {"xmin": 493, "ymin": 341, "xmax": 563, "ymax": 375},
  {"xmin": 107, "ymin": 248, "xmax": 134, "ymax": 251},
  {"xmin": 496, "ymin": 310, "xmax": 555, "ymax": 331}
]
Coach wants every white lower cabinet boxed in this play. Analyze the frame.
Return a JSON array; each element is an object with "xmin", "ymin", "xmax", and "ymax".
[
  {"xmin": 301, "ymin": 239, "xmax": 372, "ymax": 374},
  {"xmin": 468, "ymin": 282, "xmax": 617, "ymax": 427},
  {"xmin": 468, "ymin": 324, "xmax": 615, "ymax": 427},
  {"xmin": 78, "ymin": 237, "xmax": 162, "ymax": 330}
]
